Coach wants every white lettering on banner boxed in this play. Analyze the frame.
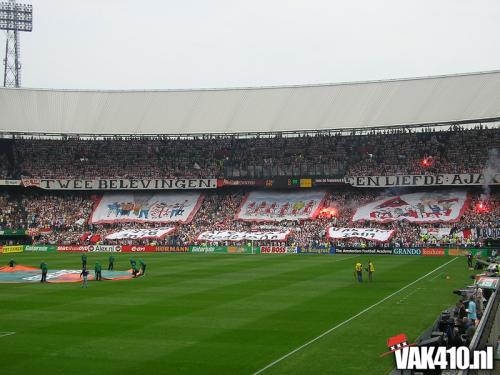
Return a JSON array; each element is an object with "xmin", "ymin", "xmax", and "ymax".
[
  {"xmin": 346, "ymin": 173, "xmax": 500, "ymax": 187},
  {"xmin": 352, "ymin": 191, "xmax": 468, "ymax": 223},
  {"xmin": 196, "ymin": 230, "xmax": 290, "ymax": 242},
  {"xmin": 90, "ymin": 192, "xmax": 203, "ymax": 224},
  {"xmin": 326, "ymin": 227, "xmax": 395, "ymax": 243},
  {"xmin": 21, "ymin": 178, "xmax": 217, "ymax": 190},
  {"xmin": 235, "ymin": 191, "xmax": 327, "ymax": 222},
  {"xmin": 105, "ymin": 227, "xmax": 175, "ymax": 240},
  {"xmin": 130, "ymin": 247, "xmax": 146, "ymax": 252}
]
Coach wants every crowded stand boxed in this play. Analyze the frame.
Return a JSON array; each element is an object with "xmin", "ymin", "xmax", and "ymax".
[
  {"xmin": 1, "ymin": 125, "xmax": 498, "ymax": 180},
  {"xmin": 0, "ymin": 188, "xmax": 498, "ymax": 249},
  {"xmin": 0, "ymin": 125, "xmax": 498, "ymax": 249}
]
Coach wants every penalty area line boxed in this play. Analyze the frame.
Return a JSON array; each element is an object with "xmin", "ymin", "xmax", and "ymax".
[
  {"xmin": 0, "ymin": 332, "xmax": 16, "ymax": 338},
  {"xmin": 253, "ymin": 257, "xmax": 458, "ymax": 375}
]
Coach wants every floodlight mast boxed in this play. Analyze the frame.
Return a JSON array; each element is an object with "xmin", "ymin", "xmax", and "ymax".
[{"xmin": 0, "ymin": 0, "xmax": 32, "ymax": 87}]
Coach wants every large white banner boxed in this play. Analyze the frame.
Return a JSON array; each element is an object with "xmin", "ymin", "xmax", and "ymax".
[
  {"xmin": 21, "ymin": 178, "xmax": 217, "ymax": 190},
  {"xmin": 420, "ymin": 227, "xmax": 452, "ymax": 239},
  {"xmin": 90, "ymin": 192, "xmax": 204, "ymax": 224},
  {"xmin": 105, "ymin": 227, "xmax": 176, "ymax": 240},
  {"xmin": 235, "ymin": 191, "xmax": 327, "ymax": 222},
  {"xmin": 0, "ymin": 179, "xmax": 21, "ymax": 186},
  {"xmin": 346, "ymin": 173, "xmax": 500, "ymax": 187},
  {"xmin": 196, "ymin": 230, "xmax": 291, "ymax": 242},
  {"xmin": 326, "ymin": 227, "xmax": 395, "ymax": 242},
  {"xmin": 352, "ymin": 191, "xmax": 469, "ymax": 223}
]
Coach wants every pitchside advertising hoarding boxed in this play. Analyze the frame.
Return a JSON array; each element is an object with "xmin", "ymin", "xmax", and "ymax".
[
  {"xmin": 155, "ymin": 246, "xmax": 190, "ymax": 253},
  {"xmin": 421, "ymin": 248, "xmax": 446, "ymax": 256},
  {"xmin": 24, "ymin": 245, "xmax": 57, "ymax": 252},
  {"xmin": 55, "ymin": 245, "xmax": 191, "ymax": 253},
  {"xmin": 0, "ymin": 245, "xmax": 24, "ymax": 254},
  {"xmin": 298, "ymin": 247, "xmax": 336, "ymax": 254},
  {"xmin": 1, "ymin": 244, "xmax": 495, "ymax": 256},
  {"xmin": 56, "ymin": 245, "xmax": 93, "ymax": 252},
  {"xmin": 260, "ymin": 246, "xmax": 298, "ymax": 254},
  {"xmin": 334, "ymin": 248, "xmax": 392, "ymax": 255},
  {"xmin": 392, "ymin": 248, "xmax": 422, "ymax": 255},
  {"xmin": 190, "ymin": 246, "xmax": 254, "ymax": 254}
]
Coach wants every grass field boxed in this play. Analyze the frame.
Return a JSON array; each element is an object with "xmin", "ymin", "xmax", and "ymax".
[{"xmin": 0, "ymin": 253, "xmax": 475, "ymax": 375}]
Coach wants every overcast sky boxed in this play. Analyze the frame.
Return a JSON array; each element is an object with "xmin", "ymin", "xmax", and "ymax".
[{"xmin": 3, "ymin": 0, "xmax": 500, "ymax": 90}]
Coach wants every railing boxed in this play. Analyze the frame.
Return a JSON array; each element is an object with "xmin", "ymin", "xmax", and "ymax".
[{"xmin": 456, "ymin": 285, "xmax": 499, "ymax": 375}]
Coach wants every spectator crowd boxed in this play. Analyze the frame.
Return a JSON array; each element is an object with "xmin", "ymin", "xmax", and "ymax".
[
  {"xmin": 0, "ymin": 125, "xmax": 498, "ymax": 180},
  {"xmin": 0, "ymin": 189, "xmax": 498, "ymax": 248},
  {"xmin": 0, "ymin": 125, "xmax": 499, "ymax": 247}
]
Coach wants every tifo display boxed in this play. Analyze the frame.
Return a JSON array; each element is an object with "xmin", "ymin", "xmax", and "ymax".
[{"xmin": 0, "ymin": 188, "xmax": 498, "ymax": 250}]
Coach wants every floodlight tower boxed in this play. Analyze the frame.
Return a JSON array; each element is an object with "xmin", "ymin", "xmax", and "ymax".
[{"xmin": 0, "ymin": 0, "xmax": 32, "ymax": 87}]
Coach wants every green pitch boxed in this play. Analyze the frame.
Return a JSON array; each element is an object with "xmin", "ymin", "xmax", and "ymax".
[{"xmin": 0, "ymin": 253, "xmax": 474, "ymax": 374}]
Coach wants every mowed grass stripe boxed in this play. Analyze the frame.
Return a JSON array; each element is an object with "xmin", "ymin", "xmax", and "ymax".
[
  {"xmin": 118, "ymin": 258, "xmax": 446, "ymax": 373},
  {"xmin": 151, "ymin": 256, "xmax": 447, "ymax": 373},
  {"xmin": 0, "ymin": 254, "xmax": 473, "ymax": 375},
  {"xmin": 259, "ymin": 257, "xmax": 470, "ymax": 375},
  {"xmin": 253, "ymin": 257, "xmax": 457, "ymax": 374}
]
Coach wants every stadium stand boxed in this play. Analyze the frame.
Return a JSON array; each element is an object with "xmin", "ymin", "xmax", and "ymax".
[
  {"xmin": 0, "ymin": 73, "xmax": 499, "ymax": 251},
  {"xmin": 1, "ymin": 125, "xmax": 498, "ymax": 179},
  {"xmin": 0, "ymin": 188, "xmax": 499, "ymax": 248}
]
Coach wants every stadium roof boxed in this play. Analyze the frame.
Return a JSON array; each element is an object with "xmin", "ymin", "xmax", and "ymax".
[{"xmin": 1, "ymin": 70, "xmax": 500, "ymax": 136}]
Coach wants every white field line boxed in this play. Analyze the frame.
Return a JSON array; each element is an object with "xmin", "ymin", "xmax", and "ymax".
[
  {"xmin": 253, "ymin": 257, "xmax": 458, "ymax": 374},
  {"xmin": 0, "ymin": 332, "xmax": 16, "ymax": 338},
  {"xmin": 396, "ymin": 287, "xmax": 422, "ymax": 304},
  {"xmin": 428, "ymin": 271, "xmax": 444, "ymax": 282}
]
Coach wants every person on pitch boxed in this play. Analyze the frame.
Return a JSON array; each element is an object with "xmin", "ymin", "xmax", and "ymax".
[
  {"xmin": 354, "ymin": 261, "xmax": 363, "ymax": 283},
  {"xmin": 130, "ymin": 257, "xmax": 136, "ymax": 269},
  {"xmin": 467, "ymin": 252, "xmax": 473, "ymax": 268},
  {"xmin": 80, "ymin": 267, "xmax": 89, "ymax": 288},
  {"xmin": 108, "ymin": 255, "xmax": 115, "ymax": 270},
  {"xmin": 139, "ymin": 258, "xmax": 146, "ymax": 276},
  {"xmin": 8, "ymin": 259, "xmax": 15, "ymax": 267},
  {"xmin": 40, "ymin": 261, "xmax": 48, "ymax": 283},
  {"xmin": 366, "ymin": 260, "xmax": 375, "ymax": 282},
  {"xmin": 94, "ymin": 262, "xmax": 102, "ymax": 281},
  {"xmin": 81, "ymin": 253, "xmax": 87, "ymax": 269},
  {"xmin": 132, "ymin": 263, "xmax": 140, "ymax": 278}
]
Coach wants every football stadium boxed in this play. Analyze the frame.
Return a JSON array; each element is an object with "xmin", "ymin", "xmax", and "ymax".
[{"xmin": 1, "ymin": 2, "xmax": 500, "ymax": 375}]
